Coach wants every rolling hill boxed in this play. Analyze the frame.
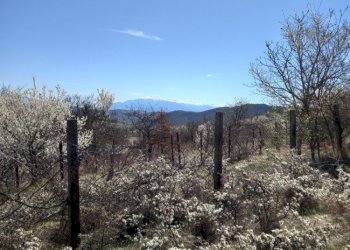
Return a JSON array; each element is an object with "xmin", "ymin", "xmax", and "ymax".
[{"xmin": 110, "ymin": 103, "xmax": 273, "ymax": 126}]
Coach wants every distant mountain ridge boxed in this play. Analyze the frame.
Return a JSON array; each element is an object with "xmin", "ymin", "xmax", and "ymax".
[
  {"xmin": 111, "ymin": 98, "xmax": 215, "ymax": 112},
  {"xmin": 111, "ymin": 103, "xmax": 273, "ymax": 126},
  {"xmin": 166, "ymin": 104, "xmax": 272, "ymax": 125}
]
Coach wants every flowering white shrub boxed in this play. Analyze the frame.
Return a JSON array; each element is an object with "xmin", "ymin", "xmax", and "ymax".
[
  {"xmin": 2, "ymin": 129, "xmax": 350, "ymax": 249},
  {"xmin": 0, "ymin": 84, "xmax": 92, "ymax": 183},
  {"xmin": 195, "ymin": 121, "xmax": 213, "ymax": 155},
  {"xmin": 73, "ymin": 150, "xmax": 350, "ymax": 249},
  {"xmin": 0, "ymin": 84, "xmax": 94, "ymax": 249},
  {"xmin": 0, "ymin": 228, "xmax": 41, "ymax": 250}
]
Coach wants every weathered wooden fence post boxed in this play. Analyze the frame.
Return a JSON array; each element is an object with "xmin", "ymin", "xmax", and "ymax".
[
  {"xmin": 289, "ymin": 109, "xmax": 297, "ymax": 149},
  {"xmin": 176, "ymin": 132, "xmax": 181, "ymax": 166},
  {"xmin": 59, "ymin": 142, "xmax": 64, "ymax": 180},
  {"xmin": 67, "ymin": 119, "xmax": 80, "ymax": 249},
  {"xmin": 214, "ymin": 112, "xmax": 223, "ymax": 191}
]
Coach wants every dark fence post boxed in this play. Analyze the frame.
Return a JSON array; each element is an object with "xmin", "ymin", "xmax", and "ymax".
[
  {"xmin": 176, "ymin": 132, "xmax": 181, "ymax": 166},
  {"xmin": 214, "ymin": 112, "xmax": 223, "ymax": 191},
  {"xmin": 59, "ymin": 142, "xmax": 64, "ymax": 180},
  {"xmin": 289, "ymin": 109, "xmax": 297, "ymax": 149},
  {"xmin": 67, "ymin": 119, "xmax": 80, "ymax": 249}
]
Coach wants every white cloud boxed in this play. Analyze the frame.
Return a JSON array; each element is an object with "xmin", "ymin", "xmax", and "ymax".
[
  {"xmin": 143, "ymin": 96, "xmax": 157, "ymax": 99},
  {"xmin": 112, "ymin": 29, "xmax": 164, "ymax": 41},
  {"xmin": 205, "ymin": 73, "xmax": 223, "ymax": 78},
  {"xmin": 172, "ymin": 98, "xmax": 203, "ymax": 105}
]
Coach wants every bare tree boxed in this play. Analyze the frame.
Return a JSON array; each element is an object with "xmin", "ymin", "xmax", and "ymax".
[
  {"xmin": 225, "ymin": 102, "xmax": 252, "ymax": 161},
  {"xmin": 250, "ymin": 7, "xmax": 350, "ymax": 160},
  {"xmin": 126, "ymin": 108, "xmax": 159, "ymax": 160},
  {"xmin": 154, "ymin": 111, "xmax": 173, "ymax": 155}
]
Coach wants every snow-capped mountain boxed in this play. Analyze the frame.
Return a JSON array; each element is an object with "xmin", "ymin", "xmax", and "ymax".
[{"xmin": 111, "ymin": 98, "xmax": 216, "ymax": 112}]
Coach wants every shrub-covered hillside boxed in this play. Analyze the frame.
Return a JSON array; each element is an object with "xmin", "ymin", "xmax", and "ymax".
[{"xmin": 1, "ymin": 148, "xmax": 350, "ymax": 249}]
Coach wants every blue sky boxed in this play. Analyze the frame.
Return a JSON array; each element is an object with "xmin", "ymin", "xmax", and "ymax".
[{"xmin": 0, "ymin": 0, "xmax": 349, "ymax": 106}]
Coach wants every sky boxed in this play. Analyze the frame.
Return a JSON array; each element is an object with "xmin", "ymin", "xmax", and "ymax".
[{"xmin": 0, "ymin": 0, "xmax": 349, "ymax": 107}]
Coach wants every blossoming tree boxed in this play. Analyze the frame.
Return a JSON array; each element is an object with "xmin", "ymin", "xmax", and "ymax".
[{"xmin": 0, "ymin": 83, "xmax": 92, "ymax": 185}]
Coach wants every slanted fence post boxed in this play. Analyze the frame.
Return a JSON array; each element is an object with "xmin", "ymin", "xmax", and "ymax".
[
  {"xmin": 289, "ymin": 109, "xmax": 297, "ymax": 149},
  {"xmin": 214, "ymin": 112, "xmax": 223, "ymax": 191},
  {"xmin": 67, "ymin": 119, "xmax": 80, "ymax": 249}
]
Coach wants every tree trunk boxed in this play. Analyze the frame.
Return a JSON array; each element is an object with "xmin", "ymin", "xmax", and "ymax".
[
  {"xmin": 29, "ymin": 147, "xmax": 39, "ymax": 184},
  {"xmin": 309, "ymin": 115, "xmax": 321, "ymax": 162},
  {"xmin": 289, "ymin": 110, "xmax": 297, "ymax": 149},
  {"xmin": 107, "ymin": 140, "xmax": 115, "ymax": 181},
  {"xmin": 274, "ymin": 122, "xmax": 280, "ymax": 151},
  {"xmin": 148, "ymin": 143, "xmax": 153, "ymax": 161},
  {"xmin": 333, "ymin": 104, "xmax": 348, "ymax": 160},
  {"xmin": 322, "ymin": 113, "xmax": 336, "ymax": 155},
  {"xmin": 14, "ymin": 151, "xmax": 19, "ymax": 199}
]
